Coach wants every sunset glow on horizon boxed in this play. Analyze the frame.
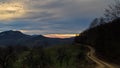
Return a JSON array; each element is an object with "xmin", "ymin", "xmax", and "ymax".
[{"xmin": 44, "ymin": 34, "xmax": 77, "ymax": 38}]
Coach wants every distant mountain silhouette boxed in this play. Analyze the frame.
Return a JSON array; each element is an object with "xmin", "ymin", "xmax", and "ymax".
[
  {"xmin": 74, "ymin": 18, "xmax": 120, "ymax": 64},
  {"xmin": 0, "ymin": 30, "xmax": 74, "ymax": 46}
]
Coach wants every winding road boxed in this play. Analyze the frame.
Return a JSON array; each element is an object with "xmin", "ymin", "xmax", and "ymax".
[{"xmin": 87, "ymin": 46, "xmax": 118, "ymax": 68}]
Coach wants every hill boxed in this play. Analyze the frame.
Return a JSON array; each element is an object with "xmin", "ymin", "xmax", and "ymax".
[
  {"xmin": 74, "ymin": 18, "xmax": 120, "ymax": 64},
  {"xmin": 0, "ymin": 30, "xmax": 74, "ymax": 46}
]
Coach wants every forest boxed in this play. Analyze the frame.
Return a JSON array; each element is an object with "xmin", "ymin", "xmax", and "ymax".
[
  {"xmin": 74, "ymin": 0, "xmax": 120, "ymax": 65},
  {"xmin": 0, "ymin": 45, "xmax": 95, "ymax": 68}
]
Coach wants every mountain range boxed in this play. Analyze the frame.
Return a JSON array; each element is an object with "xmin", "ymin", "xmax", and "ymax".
[{"xmin": 0, "ymin": 30, "xmax": 74, "ymax": 46}]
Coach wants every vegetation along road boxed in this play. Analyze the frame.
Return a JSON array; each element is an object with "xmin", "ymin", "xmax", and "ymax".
[{"xmin": 87, "ymin": 46, "xmax": 118, "ymax": 68}]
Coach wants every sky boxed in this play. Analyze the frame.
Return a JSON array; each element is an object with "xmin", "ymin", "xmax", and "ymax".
[{"xmin": 0, "ymin": 0, "xmax": 113, "ymax": 35}]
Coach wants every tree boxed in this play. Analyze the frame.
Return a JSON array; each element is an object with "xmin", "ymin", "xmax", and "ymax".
[
  {"xmin": 89, "ymin": 17, "xmax": 106, "ymax": 29},
  {"xmin": 22, "ymin": 46, "xmax": 51, "ymax": 68},
  {"xmin": 104, "ymin": 0, "xmax": 120, "ymax": 21},
  {"xmin": 99, "ymin": 17, "xmax": 106, "ymax": 25},
  {"xmin": 89, "ymin": 18, "xmax": 99, "ymax": 28},
  {"xmin": 0, "ymin": 46, "xmax": 17, "ymax": 68}
]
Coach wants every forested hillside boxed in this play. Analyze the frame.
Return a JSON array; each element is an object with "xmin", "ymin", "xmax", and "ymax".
[
  {"xmin": 74, "ymin": 18, "xmax": 120, "ymax": 64},
  {"xmin": 0, "ymin": 44, "xmax": 95, "ymax": 68}
]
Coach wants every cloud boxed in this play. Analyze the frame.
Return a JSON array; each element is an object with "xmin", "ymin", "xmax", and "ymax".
[
  {"xmin": 0, "ymin": 0, "xmax": 113, "ymax": 34},
  {"xmin": 5, "ymin": 0, "xmax": 108, "ymax": 21},
  {"xmin": 0, "ymin": 0, "xmax": 113, "ymax": 21}
]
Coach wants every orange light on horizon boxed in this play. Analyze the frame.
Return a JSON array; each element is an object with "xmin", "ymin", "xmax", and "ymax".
[
  {"xmin": 20, "ymin": 30, "xmax": 79, "ymax": 38},
  {"xmin": 44, "ymin": 34, "xmax": 77, "ymax": 38}
]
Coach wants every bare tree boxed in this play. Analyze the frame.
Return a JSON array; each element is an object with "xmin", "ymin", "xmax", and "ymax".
[
  {"xmin": 99, "ymin": 17, "xmax": 106, "ymax": 25},
  {"xmin": 89, "ymin": 18, "xmax": 99, "ymax": 28},
  {"xmin": 104, "ymin": 0, "xmax": 120, "ymax": 21}
]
